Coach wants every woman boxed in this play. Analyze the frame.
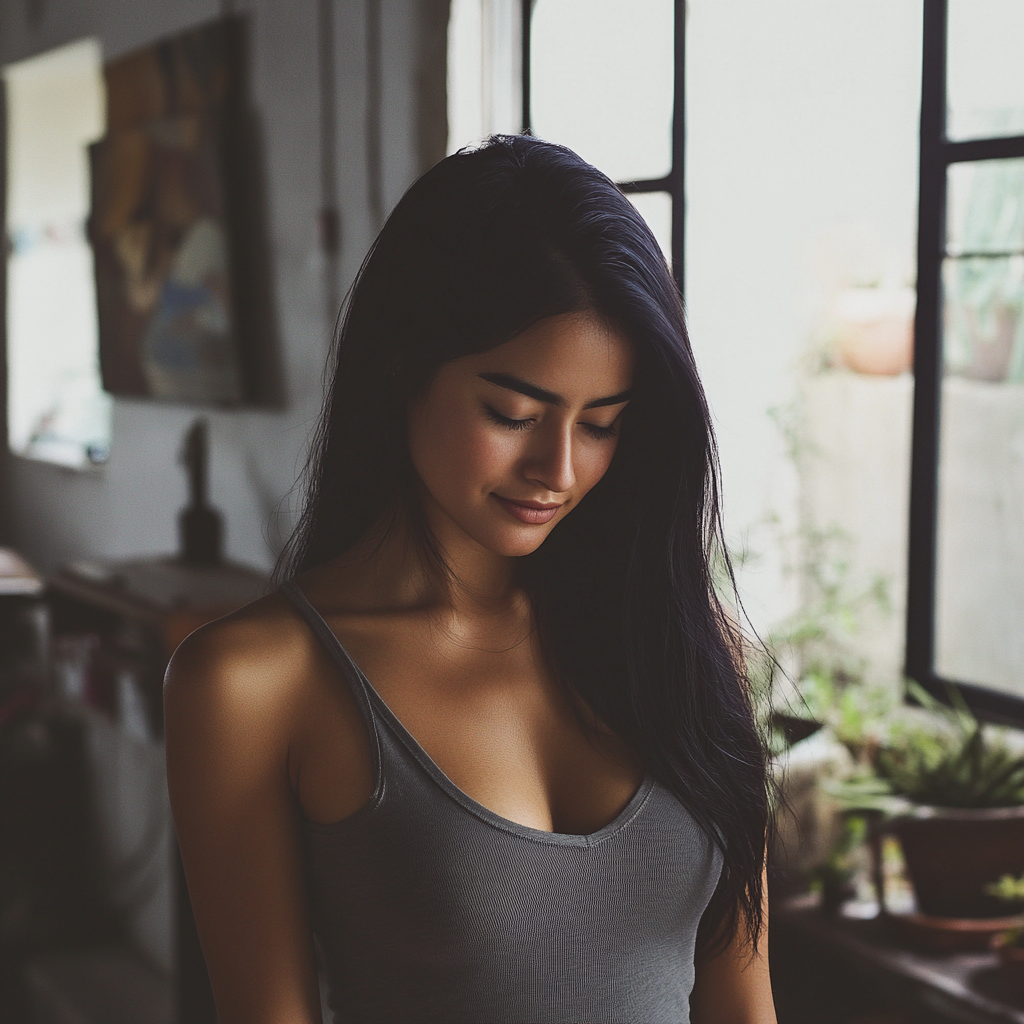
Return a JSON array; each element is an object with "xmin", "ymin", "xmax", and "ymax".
[{"xmin": 165, "ymin": 135, "xmax": 776, "ymax": 1024}]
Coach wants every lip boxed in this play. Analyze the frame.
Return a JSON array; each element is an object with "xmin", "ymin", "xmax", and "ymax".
[{"xmin": 492, "ymin": 495, "xmax": 563, "ymax": 525}]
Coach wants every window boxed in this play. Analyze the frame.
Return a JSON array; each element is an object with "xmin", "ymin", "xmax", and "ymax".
[
  {"xmin": 3, "ymin": 38, "xmax": 111, "ymax": 469},
  {"xmin": 527, "ymin": 0, "xmax": 679, "ymax": 273},
  {"xmin": 448, "ymin": 0, "xmax": 683, "ymax": 285},
  {"xmin": 452, "ymin": 4, "xmax": 934, "ymax": 713},
  {"xmin": 447, "ymin": 0, "xmax": 523, "ymax": 150},
  {"xmin": 908, "ymin": 0, "xmax": 1024, "ymax": 722}
]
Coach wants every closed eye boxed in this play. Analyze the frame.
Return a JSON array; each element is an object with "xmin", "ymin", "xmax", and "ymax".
[
  {"xmin": 483, "ymin": 403, "xmax": 534, "ymax": 431},
  {"xmin": 484, "ymin": 402, "xmax": 620, "ymax": 440},
  {"xmin": 580, "ymin": 422, "xmax": 618, "ymax": 441}
]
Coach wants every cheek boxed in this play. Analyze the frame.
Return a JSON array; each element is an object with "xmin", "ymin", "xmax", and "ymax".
[
  {"xmin": 574, "ymin": 441, "xmax": 619, "ymax": 497},
  {"xmin": 450, "ymin": 426, "xmax": 516, "ymax": 492},
  {"xmin": 410, "ymin": 400, "xmax": 516, "ymax": 499}
]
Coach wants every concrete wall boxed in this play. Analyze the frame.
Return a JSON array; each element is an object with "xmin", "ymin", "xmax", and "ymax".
[{"xmin": 0, "ymin": 0, "xmax": 447, "ymax": 577}]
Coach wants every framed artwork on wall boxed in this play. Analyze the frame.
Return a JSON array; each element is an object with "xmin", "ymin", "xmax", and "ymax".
[{"xmin": 88, "ymin": 17, "xmax": 278, "ymax": 406}]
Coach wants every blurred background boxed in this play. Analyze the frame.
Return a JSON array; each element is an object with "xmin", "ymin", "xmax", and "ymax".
[{"xmin": 1, "ymin": 1, "xmax": 1023, "ymax": 1022}]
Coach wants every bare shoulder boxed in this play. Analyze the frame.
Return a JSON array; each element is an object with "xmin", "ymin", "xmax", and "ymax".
[
  {"xmin": 164, "ymin": 583, "xmax": 377, "ymax": 826},
  {"xmin": 164, "ymin": 592, "xmax": 317, "ymax": 757},
  {"xmin": 164, "ymin": 592, "xmax": 328, "ymax": 1023}
]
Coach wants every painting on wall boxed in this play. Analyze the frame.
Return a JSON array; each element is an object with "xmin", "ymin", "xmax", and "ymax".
[{"xmin": 89, "ymin": 19, "xmax": 248, "ymax": 404}]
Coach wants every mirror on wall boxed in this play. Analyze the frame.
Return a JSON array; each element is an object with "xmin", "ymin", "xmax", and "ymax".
[{"xmin": 4, "ymin": 38, "xmax": 111, "ymax": 469}]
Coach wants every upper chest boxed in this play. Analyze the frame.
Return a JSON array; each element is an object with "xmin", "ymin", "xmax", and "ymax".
[{"xmin": 292, "ymin": 612, "xmax": 643, "ymax": 835}]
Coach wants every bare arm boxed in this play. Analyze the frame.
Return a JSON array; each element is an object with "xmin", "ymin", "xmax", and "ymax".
[
  {"xmin": 165, "ymin": 616, "xmax": 322, "ymax": 1024},
  {"xmin": 689, "ymin": 866, "xmax": 777, "ymax": 1024}
]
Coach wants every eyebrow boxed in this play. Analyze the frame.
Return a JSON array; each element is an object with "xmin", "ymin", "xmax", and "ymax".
[{"xmin": 477, "ymin": 372, "xmax": 631, "ymax": 410}]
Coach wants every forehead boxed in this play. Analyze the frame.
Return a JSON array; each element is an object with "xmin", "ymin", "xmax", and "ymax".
[{"xmin": 464, "ymin": 313, "xmax": 634, "ymax": 397}]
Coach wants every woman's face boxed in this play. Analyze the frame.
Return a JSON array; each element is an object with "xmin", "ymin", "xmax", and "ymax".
[{"xmin": 407, "ymin": 312, "xmax": 634, "ymax": 559}]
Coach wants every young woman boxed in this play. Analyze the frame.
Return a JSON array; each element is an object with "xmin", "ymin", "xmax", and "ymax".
[{"xmin": 165, "ymin": 135, "xmax": 776, "ymax": 1024}]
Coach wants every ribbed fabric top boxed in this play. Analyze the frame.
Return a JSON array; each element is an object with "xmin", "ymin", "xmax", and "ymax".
[{"xmin": 282, "ymin": 580, "xmax": 723, "ymax": 1024}]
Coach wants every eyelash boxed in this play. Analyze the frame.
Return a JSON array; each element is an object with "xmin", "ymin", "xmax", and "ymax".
[
  {"xmin": 482, "ymin": 404, "xmax": 618, "ymax": 441},
  {"xmin": 582, "ymin": 422, "xmax": 618, "ymax": 441},
  {"xmin": 483, "ymin": 405, "xmax": 533, "ymax": 431}
]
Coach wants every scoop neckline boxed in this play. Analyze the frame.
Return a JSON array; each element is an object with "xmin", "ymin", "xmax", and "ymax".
[
  {"xmin": 289, "ymin": 582, "xmax": 655, "ymax": 848},
  {"xmin": 365, "ymin": 680, "xmax": 656, "ymax": 848}
]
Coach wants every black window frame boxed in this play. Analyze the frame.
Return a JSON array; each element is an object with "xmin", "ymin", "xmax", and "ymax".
[
  {"xmin": 519, "ymin": 1, "xmax": 1024, "ymax": 725},
  {"xmin": 907, "ymin": 0, "xmax": 1024, "ymax": 726},
  {"xmin": 520, "ymin": 0, "xmax": 686, "ymax": 294}
]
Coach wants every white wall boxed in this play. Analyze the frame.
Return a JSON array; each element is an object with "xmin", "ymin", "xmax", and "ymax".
[
  {"xmin": 686, "ymin": 0, "xmax": 923, "ymax": 632},
  {"xmin": 0, "ymin": 0, "xmax": 445, "ymax": 985},
  {"xmin": 1, "ymin": 0, "xmax": 436, "ymax": 576}
]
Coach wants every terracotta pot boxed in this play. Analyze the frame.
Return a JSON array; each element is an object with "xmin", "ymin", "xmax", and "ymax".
[
  {"xmin": 887, "ymin": 804, "xmax": 1024, "ymax": 918},
  {"xmin": 833, "ymin": 286, "xmax": 915, "ymax": 376}
]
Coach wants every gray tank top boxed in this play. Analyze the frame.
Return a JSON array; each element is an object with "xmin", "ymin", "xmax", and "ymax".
[{"xmin": 283, "ymin": 580, "xmax": 723, "ymax": 1024}]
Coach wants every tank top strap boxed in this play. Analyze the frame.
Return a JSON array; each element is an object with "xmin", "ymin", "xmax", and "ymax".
[{"xmin": 279, "ymin": 579, "xmax": 383, "ymax": 766}]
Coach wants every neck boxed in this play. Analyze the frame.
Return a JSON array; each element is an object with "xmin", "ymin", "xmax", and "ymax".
[
  {"xmin": 333, "ymin": 499, "xmax": 520, "ymax": 621},
  {"xmin": 422, "ymin": 484, "xmax": 523, "ymax": 615}
]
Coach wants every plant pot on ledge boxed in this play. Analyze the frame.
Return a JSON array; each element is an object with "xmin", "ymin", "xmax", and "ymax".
[
  {"xmin": 845, "ymin": 682, "xmax": 1024, "ymax": 947},
  {"xmin": 888, "ymin": 804, "xmax": 1024, "ymax": 919}
]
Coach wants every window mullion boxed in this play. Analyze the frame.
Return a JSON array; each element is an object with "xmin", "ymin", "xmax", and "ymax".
[{"xmin": 905, "ymin": 0, "xmax": 948, "ymax": 688}]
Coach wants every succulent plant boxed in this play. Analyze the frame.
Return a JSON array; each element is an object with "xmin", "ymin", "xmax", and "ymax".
[
  {"xmin": 874, "ymin": 683, "xmax": 1024, "ymax": 809},
  {"xmin": 987, "ymin": 874, "xmax": 1024, "ymax": 903}
]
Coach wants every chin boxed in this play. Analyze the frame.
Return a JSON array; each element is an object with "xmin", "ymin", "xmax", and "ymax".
[
  {"xmin": 500, "ymin": 535, "xmax": 551, "ymax": 558},
  {"xmin": 477, "ymin": 521, "xmax": 558, "ymax": 559}
]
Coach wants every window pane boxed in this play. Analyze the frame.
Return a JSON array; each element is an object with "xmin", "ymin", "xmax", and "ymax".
[
  {"xmin": 447, "ymin": 0, "xmax": 522, "ymax": 153},
  {"xmin": 935, "ymin": 160, "xmax": 1024, "ymax": 697},
  {"xmin": 531, "ymin": 0, "xmax": 674, "ymax": 182},
  {"xmin": 947, "ymin": 158, "xmax": 1024, "ymax": 257},
  {"xmin": 627, "ymin": 191, "xmax": 672, "ymax": 267},
  {"xmin": 947, "ymin": 0, "xmax": 1024, "ymax": 141},
  {"xmin": 4, "ymin": 39, "xmax": 111, "ymax": 468}
]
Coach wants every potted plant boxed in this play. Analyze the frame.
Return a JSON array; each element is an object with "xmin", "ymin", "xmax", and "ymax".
[{"xmin": 870, "ymin": 684, "xmax": 1024, "ymax": 920}]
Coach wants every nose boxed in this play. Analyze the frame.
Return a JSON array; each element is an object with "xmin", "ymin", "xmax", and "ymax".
[{"xmin": 524, "ymin": 421, "xmax": 575, "ymax": 495}]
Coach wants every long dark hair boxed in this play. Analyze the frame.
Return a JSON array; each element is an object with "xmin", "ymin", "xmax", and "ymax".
[{"xmin": 281, "ymin": 135, "xmax": 770, "ymax": 955}]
